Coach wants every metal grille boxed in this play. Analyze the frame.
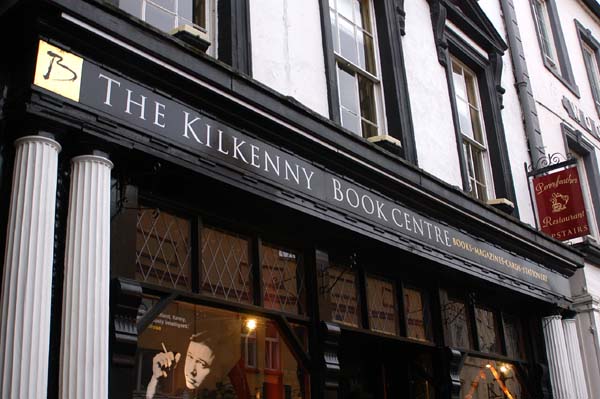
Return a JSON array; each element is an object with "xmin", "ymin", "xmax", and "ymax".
[
  {"xmin": 366, "ymin": 276, "xmax": 397, "ymax": 335},
  {"xmin": 136, "ymin": 208, "xmax": 192, "ymax": 291},
  {"xmin": 201, "ymin": 226, "xmax": 252, "ymax": 304},
  {"xmin": 261, "ymin": 244, "xmax": 305, "ymax": 315},
  {"xmin": 328, "ymin": 266, "xmax": 360, "ymax": 327}
]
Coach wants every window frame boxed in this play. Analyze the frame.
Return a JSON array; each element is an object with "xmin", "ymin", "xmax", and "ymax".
[
  {"xmin": 318, "ymin": 0, "xmax": 418, "ymax": 162},
  {"xmin": 562, "ymin": 124, "xmax": 600, "ymax": 241},
  {"xmin": 576, "ymin": 20, "xmax": 600, "ymax": 117},
  {"xmin": 110, "ymin": 0, "xmax": 252, "ymax": 74},
  {"xmin": 529, "ymin": 0, "xmax": 579, "ymax": 95}
]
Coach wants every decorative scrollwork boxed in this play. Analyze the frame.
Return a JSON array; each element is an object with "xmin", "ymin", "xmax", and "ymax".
[{"xmin": 526, "ymin": 152, "xmax": 575, "ymax": 176}]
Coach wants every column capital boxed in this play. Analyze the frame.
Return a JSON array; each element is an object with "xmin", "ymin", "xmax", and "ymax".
[
  {"xmin": 15, "ymin": 135, "xmax": 61, "ymax": 152},
  {"xmin": 543, "ymin": 314, "xmax": 563, "ymax": 322},
  {"xmin": 71, "ymin": 154, "xmax": 114, "ymax": 169}
]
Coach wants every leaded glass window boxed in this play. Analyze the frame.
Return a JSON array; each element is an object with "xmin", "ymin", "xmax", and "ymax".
[
  {"xmin": 475, "ymin": 306, "xmax": 500, "ymax": 353},
  {"xmin": 403, "ymin": 286, "xmax": 432, "ymax": 341},
  {"xmin": 366, "ymin": 276, "xmax": 397, "ymax": 335},
  {"xmin": 262, "ymin": 244, "xmax": 306, "ymax": 315},
  {"xmin": 441, "ymin": 292, "xmax": 472, "ymax": 349},
  {"xmin": 201, "ymin": 226, "xmax": 253, "ymax": 304},
  {"xmin": 136, "ymin": 208, "xmax": 192, "ymax": 291},
  {"xmin": 328, "ymin": 265, "xmax": 361, "ymax": 327}
]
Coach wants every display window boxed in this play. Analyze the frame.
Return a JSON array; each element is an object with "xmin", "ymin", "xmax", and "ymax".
[
  {"xmin": 134, "ymin": 297, "xmax": 309, "ymax": 399},
  {"xmin": 460, "ymin": 357, "xmax": 527, "ymax": 399}
]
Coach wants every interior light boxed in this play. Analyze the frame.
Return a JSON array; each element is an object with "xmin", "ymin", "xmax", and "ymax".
[
  {"xmin": 245, "ymin": 318, "xmax": 258, "ymax": 331},
  {"xmin": 500, "ymin": 365, "xmax": 509, "ymax": 374},
  {"xmin": 486, "ymin": 364, "xmax": 492, "ymax": 369}
]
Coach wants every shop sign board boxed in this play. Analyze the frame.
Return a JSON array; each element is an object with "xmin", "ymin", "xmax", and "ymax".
[
  {"xmin": 533, "ymin": 167, "xmax": 590, "ymax": 241},
  {"xmin": 33, "ymin": 40, "xmax": 573, "ymax": 300}
]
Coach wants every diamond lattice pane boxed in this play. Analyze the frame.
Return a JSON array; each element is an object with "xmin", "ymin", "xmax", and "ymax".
[
  {"xmin": 201, "ymin": 226, "xmax": 252, "ymax": 304},
  {"xmin": 328, "ymin": 266, "xmax": 360, "ymax": 327},
  {"xmin": 261, "ymin": 244, "xmax": 305, "ymax": 315},
  {"xmin": 366, "ymin": 276, "xmax": 397, "ymax": 335},
  {"xmin": 136, "ymin": 208, "xmax": 192, "ymax": 291}
]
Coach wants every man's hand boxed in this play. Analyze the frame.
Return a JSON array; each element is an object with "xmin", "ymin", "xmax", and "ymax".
[{"xmin": 152, "ymin": 351, "xmax": 181, "ymax": 379}]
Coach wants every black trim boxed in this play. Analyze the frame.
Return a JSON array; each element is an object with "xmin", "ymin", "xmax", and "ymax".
[
  {"xmin": 373, "ymin": 0, "xmax": 417, "ymax": 164},
  {"xmin": 217, "ymin": 0, "xmax": 252, "ymax": 75},
  {"xmin": 529, "ymin": 0, "xmax": 579, "ymax": 97},
  {"xmin": 576, "ymin": 19, "xmax": 600, "ymax": 118},
  {"xmin": 317, "ymin": 0, "xmax": 341, "ymax": 123},
  {"xmin": 563, "ymin": 123, "xmax": 600, "ymax": 238}
]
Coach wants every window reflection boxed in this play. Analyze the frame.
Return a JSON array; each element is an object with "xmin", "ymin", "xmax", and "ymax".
[
  {"xmin": 135, "ymin": 297, "xmax": 309, "ymax": 398},
  {"xmin": 460, "ymin": 357, "xmax": 526, "ymax": 399},
  {"xmin": 475, "ymin": 307, "xmax": 500, "ymax": 354},
  {"xmin": 441, "ymin": 292, "xmax": 472, "ymax": 349},
  {"xmin": 366, "ymin": 276, "xmax": 398, "ymax": 335}
]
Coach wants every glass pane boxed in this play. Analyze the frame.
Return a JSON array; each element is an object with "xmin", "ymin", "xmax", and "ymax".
[
  {"xmin": 179, "ymin": 0, "xmax": 194, "ymax": 22},
  {"xmin": 441, "ymin": 294, "xmax": 471, "ymax": 349},
  {"xmin": 457, "ymin": 98, "xmax": 474, "ymax": 139},
  {"xmin": 504, "ymin": 315, "xmax": 526, "ymax": 360},
  {"xmin": 469, "ymin": 106, "xmax": 484, "ymax": 145},
  {"xmin": 339, "ymin": 17, "xmax": 358, "ymax": 65},
  {"xmin": 329, "ymin": 0, "xmax": 336, "ymax": 9},
  {"xmin": 403, "ymin": 287, "xmax": 431, "ymax": 341},
  {"xmin": 452, "ymin": 62, "xmax": 467, "ymax": 101},
  {"xmin": 459, "ymin": 357, "xmax": 526, "ymax": 399},
  {"xmin": 361, "ymin": 120, "xmax": 378, "ymax": 138},
  {"xmin": 362, "ymin": 34, "xmax": 376, "ymax": 74},
  {"xmin": 201, "ymin": 226, "xmax": 253, "ymax": 304},
  {"xmin": 330, "ymin": 9, "xmax": 339, "ymax": 53},
  {"xmin": 119, "ymin": 0, "xmax": 143, "ymax": 19},
  {"xmin": 328, "ymin": 266, "xmax": 361, "ymax": 327},
  {"xmin": 193, "ymin": 0, "xmax": 207, "ymax": 29},
  {"xmin": 342, "ymin": 109, "xmax": 361, "ymax": 135},
  {"xmin": 475, "ymin": 307, "xmax": 500, "ymax": 353},
  {"xmin": 357, "ymin": 0, "xmax": 372, "ymax": 34},
  {"xmin": 338, "ymin": 0, "xmax": 353, "ymax": 20},
  {"xmin": 152, "ymin": 0, "xmax": 176, "ymax": 12},
  {"xmin": 146, "ymin": 2, "xmax": 176, "ymax": 32},
  {"xmin": 338, "ymin": 65, "xmax": 359, "ymax": 113},
  {"xmin": 262, "ymin": 244, "xmax": 306, "ymax": 315},
  {"xmin": 136, "ymin": 208, "xmax": 192, "ymax": 291},
  {"xmin": 135, "ymin": 298, "xmax": 310, "ymax": 398},
  {"xmin": 366, "ymin": 276, "xmax": 398, "ymax": 335},
  {"xmin": 358, "ymin": 75, "xmax": 377, "ymax": 123}
]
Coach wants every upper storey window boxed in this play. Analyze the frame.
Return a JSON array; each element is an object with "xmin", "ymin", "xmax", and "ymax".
[
  {"xmin": 329, "ymin": 0, "xmax": 385, "ymax": 138},
  {"xmin": 530, "ymin": 0, "xmax": 578, "ymax": 93},
  {"xmin": 451, "ymin": 58, "xmax": 493, "ymax": 201},
  {"xmin": 118, "ymin": 0, "xmax": 217, "ymax": 55}
]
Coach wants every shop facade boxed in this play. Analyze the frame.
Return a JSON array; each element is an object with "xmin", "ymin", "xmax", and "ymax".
[{"xmin": 0, "ymin": 1, "xmax": 591, "ymax": 399}]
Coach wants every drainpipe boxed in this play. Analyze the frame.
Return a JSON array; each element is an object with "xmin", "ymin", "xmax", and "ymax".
[{"xmin": 500, "ymin": 0, "xmax": 546, "ymax": 164}]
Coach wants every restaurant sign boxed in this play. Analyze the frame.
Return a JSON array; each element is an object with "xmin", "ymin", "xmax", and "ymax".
[
  {"xmin": 33, "ymin": 40, "xmax": 572, "ymax": 299},
  {"xmin": 533, "ymin": 167, "xmax": 590, "ymax": 241}
]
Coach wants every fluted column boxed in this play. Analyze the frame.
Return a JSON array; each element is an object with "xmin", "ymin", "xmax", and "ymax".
[
  {"xmin": 0, "ymin": 135, "xmax": 61, "ymax": 398},
  {"xmin": 543, "ymin": 315, "xmax": 576, "ymax": 399},
  {"xmin": 59, "ymin": 154, "xmax": 113, "ymax": 399},
  {"xmin": 563, "ymin": 318, "xmax": 589, "ymax": 399}
]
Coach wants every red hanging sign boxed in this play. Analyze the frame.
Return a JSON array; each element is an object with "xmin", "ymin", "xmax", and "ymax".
[{"xmin": 533, "ymin": 166, "xmax": 590, "ymax": 241}]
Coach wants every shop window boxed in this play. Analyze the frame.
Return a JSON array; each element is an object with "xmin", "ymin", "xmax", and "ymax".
[
  {"xmin": 474, "ymin": 306, "xmax": 501, "ymax": 354},
  {"xmin": 530, "ymin": 0, "xmax": 578, "ymax": 93},
  {"xmin": 328, "ymin": 0, "xmax": 386, "ymax": 138},
  {"xmin": 201, "ymin": 225, "xmax": 253, "ymax": 304},
  {"xmin": 365, "ymin": 276, "xmax": 398, "ymax": 335},
  {"xmin": 262, "ymin": 244, "xmax": 306, "ymax": 315},
  {"xmin": 450, "ymin": 57, "xmax": 494, "ymax": 202},
  {"xmin": 577, "ymin": 21, "xmax": 600, "ymax": 117},
  {"xmin": 328, "ymin": 265, "xmax": 361, "ymax": 327},
  {"xmin": 136, "ymin": 208, "xmax": 192, "ymax": 291},
  {"xmin": 503, "ymin": 314, "xmax": 527, "ymax": 360},
  {"xmin": 459, "ymin": 357, "xmax": 525, "ymax": 399},
  {"xmin": 135, "ymin": 297, "xmax": 309, "ymax": 399},
  {"xmin": 403, "ymin": 286, "xmax": 432, "ymax": 342},
  {"xmin": 441, "ymin": 292, "xmax": 472, "ymax": 349}
]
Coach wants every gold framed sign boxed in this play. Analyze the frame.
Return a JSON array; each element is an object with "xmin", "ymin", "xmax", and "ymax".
[{"xmin": 33, "ymin": 40, "xmax": 83, "ymax": 102}]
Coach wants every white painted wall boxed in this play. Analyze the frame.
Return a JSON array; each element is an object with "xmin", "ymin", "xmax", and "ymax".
[
  {"xmin": 249, "ymin": 0, "xmax": 329, "ymax": 118},
  {"xmin": 403, "ymin": 0, "xmax": 463, "ymax": 188}
]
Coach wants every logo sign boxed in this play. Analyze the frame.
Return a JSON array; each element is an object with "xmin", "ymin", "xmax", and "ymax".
[
  {"xmin": 33, "ymin": 40, "xmax": 83, "ymax": 102},
  {"xmin": 533, "ymin": 166, "xmax": 590, "ymax": 241}
]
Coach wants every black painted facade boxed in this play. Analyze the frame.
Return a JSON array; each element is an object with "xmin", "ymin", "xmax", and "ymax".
[{"xmin": 0, "ymin": 1, "xmax": 585, "ymax": 398}]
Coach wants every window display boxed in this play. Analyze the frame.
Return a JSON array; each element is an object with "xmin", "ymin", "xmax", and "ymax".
[{"xmin": 134, "ymin": 297, "xmax": 309, "ymax": 399}]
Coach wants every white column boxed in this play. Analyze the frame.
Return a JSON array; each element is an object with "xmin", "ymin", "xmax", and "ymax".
[
  {"xmin": 0, "ymin": 135, "xmax": 61, "ymax": 398},
  {"xmin": 59, "ymin": 154, "xmax": 113, "ymax": 399},
  {"xmin": 543, "ymin": 315, "xmax": 576, "ymax": 399},
  {"xmin": 563, "ymin": 318, "xmax": 589, "ymax": 399}
]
